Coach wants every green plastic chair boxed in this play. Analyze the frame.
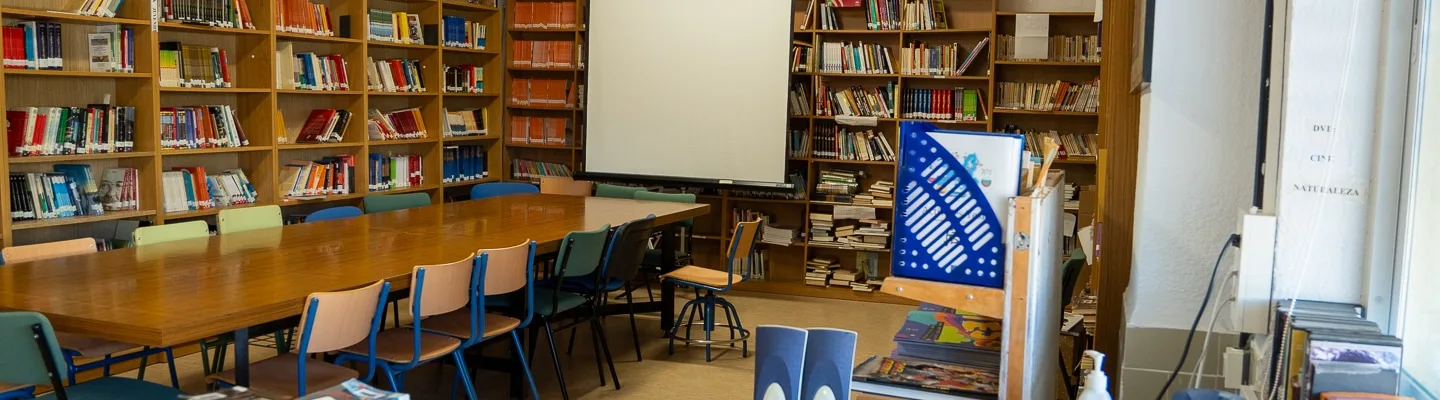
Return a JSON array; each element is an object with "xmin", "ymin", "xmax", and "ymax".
[
  {"xmin": 217, "ymin": 205, "xmax": 283, "ymax": 234},
  {"xmin": 0, "ymin": 312, "xmax": 184, "ymax": 400},
  {"xmin": 363, "ymin": 193, "xmax": 432, "ymax": 214},
  {"xmin": 533, "ymin": 224, "xmax": 616, "ymax": 396},
  {"xmin": 132, "ymin": 220, "xmax": 210, "ymax": 246},
  {"xmin": 594, "ymin": 184, "xmax": 645, "ymax": 199}
]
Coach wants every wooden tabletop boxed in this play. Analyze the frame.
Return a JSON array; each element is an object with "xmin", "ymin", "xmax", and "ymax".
[{"xmin": 0, "ymin": 194, "xmax": 710, "ymax": 347}]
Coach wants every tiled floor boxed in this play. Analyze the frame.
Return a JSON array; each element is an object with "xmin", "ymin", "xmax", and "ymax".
[{"xmin": 117, "ymin": 290, "xmax": 914, "ymax": 399}]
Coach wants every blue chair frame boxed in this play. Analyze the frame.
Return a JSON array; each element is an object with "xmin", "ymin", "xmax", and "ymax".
[
  {"xmin": 293, "ymin": 282, "xmax": 390, "ymax": 395},
  {"xmin": 431, "ymin": 242, "xmax": 542, "ymax": 399},
  {"xmin": 666, "ymin": 221, "xmax": 760, "ymax": 361},
  {"xmin": 470, "ymin": 182, "xmax": 539, "ymax": 200},
  {"xmin": 0, "ymin": 387, "xmax": 33, "ymax": 400}
]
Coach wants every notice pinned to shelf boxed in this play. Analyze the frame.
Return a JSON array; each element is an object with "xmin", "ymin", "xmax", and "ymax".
[
  {"xmin": 835, "ymin": 115, "xmax": 879, "ymax": 127},
  {"xmin": 1062, "ymin": 213, "xmax": 1077, "ymax": 237},
  {"xmin": 834, "ymin": 205, "xmax": 877, "ymax": 220},
  {"xmin": 1015, "ymin": 14, "xmax": 1050, "ymax": 60}
]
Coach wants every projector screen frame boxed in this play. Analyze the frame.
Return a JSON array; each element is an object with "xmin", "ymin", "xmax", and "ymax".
[{"xmin": 574, "ymin": 171, "xmax": 795, "ymax": 192}]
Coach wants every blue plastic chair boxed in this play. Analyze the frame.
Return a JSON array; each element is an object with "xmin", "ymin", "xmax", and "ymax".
[
  {"xmin": 470, "ymin": 182, "xmax": 539, "ymax": 199},
  {"xmin": 305, "ymin": 206, "xmax": 364, "ymax": 222},
  {"xmin": 363, "ymin": 193, "xmax": 431, "ymax": 214},
  {"xmin": 800, "ymin": 328, "xmax": 857, "ymax": 400},
  {"xmin": 754, "ymin": 325, "xmax": 808, "ymax": 400},
  {"xmin": 0, "ymin": 312, "xmax": 184, "ymax": 400}
]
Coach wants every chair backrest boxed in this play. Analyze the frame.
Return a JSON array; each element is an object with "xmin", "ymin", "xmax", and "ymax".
[
  {"xmin": 477, "ymin": 241, "xmax": 537, "ymax": 328},
  {"xmin": 0, "ymin": 312, "xmax": 66, "ymax": 387},
  {"xmin": 539, "ymin": 177, "xmax": 593, "ymax": 196},
  {"xmin": 1, "ymin": 238, "xmax": 97, "ymax": 265},
  {"xmin": 754, "ymin": 325, "xmax": 808, "ymax": 400},
  {"xmin": 295, "ymin": 280, "xmax": 389, "ymax": 394},
  {"xmin": 633, "ymin": 191, "xmax": 696, "ymax": 227},
  {"xmin": 555, "ymin": 224, "xmax": 610, "ymax": 278},
  {"xmin": 305, "ymin": 206, "xmax": 364, "ymax": 223},
  {"xmin": 470, "ymin": 182, "xmax": 539, "ymax": 200},
  {"xmin": 133, "ymin": 220, "xmax": 210, "ymax": 246},
  {"xmin": 411, "ymin": 252, "xmax": 478, "ymax": 318},
  {"xmin": 601, "ymin": 217, "xmax": 657, "ymax": 282},
  {"xmin": 800, "ymin": 328, "xmax": 857, "ymax": 400},
  {"xmin": 1061, "ymin": 248, "xmax": 1086, "ymax": 308},
  {"xmin": 726, "ymin": 219, "xmax": 763, "ymax": 277},
  {"xmin": 594, "ymin": 183, "xmax": 644, "ymax": 199},
  {"xmin": 218, "ymin": 205, "xmax": 283, "ymax": 234},
  {"xmin": 363, "ymin": 193, "xmax": 431, "ymax": 214}
]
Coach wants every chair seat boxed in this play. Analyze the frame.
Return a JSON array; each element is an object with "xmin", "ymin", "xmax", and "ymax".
[
  {"xmin": 35, "ymin": 377, "xmax": 183, "ymax": 400},
  {"xmin": 211, "ymin": 353, "xmax": 356, "ymax": 399},
  {"xmin": 662, "ymin": 266, "xmax": 743, "ymax": 289},
  {"xmin": 421, "ymin": 309, "xmax": 522, "ymax": 340},
  {"xmin": 340, "ymin": 328, "xmax": 460, "ymax": 364},
  {"xmin": 490, "ymin": 288, "xmax": 589, "ymax": 317},
  {"xmin": 55, "ymin": 332, "xmax": 143, "ymax": 357},
  {"xmin": 642, "ymin": 249, "xmax": 690, "ymax": 267}
]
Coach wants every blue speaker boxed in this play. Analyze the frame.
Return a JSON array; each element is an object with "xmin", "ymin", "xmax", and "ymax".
[
  {"xmin": 754, "ymin": 325, "xmax": 808, "ymax": 400},
  {"xmin": 801, "ymin": 328, "xmax": 857, "ymax": 400}
]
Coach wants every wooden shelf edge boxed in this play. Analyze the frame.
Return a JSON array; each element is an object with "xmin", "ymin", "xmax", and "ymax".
[
  {"xmin": 12, "ymin": 210, "xmax": 157, "ymax": 230},
  {"xmin": 161, "ymin": 202, "xmax": 271, "ymax": 220},
  {"xmin": 878, "ymin": 276, "xmax": 1005, "ymax": 318},
  {"xmin": 9, "ymin": 151, "xmax": 154, "ymax": 163}
]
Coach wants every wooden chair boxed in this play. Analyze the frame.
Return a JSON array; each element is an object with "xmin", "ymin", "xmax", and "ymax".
[
  {"xmin": 539, "ymin": 177, "xmax": 592, "ymax": 196},
  {"xmin": 362, "ymin": 193, "xmax": 431, "ymax": 214},
  {"xmin": 211, "ymin": 280, "xmax": 390, "ymax": 398},
  {"xmin": 0, "ymin": 312, "xmax": 183, "ymax": 400},
  {"xmin": 594, "ymin": 183, "xmax": 644, "ymax": 199},
  {"xmin": 304, "ymin": 206, "xmax": 363, "ymax": 223},
  {"xmin": 470, "ymin": 182, "xmax": 539, "ymax": 199},
  {"xmin": 419, "ymin": 241, "xmax": 543, "ymax": 400},
  {"xmin": 663, "ymin": 219, "xmax": 762, "ymax": 361},
  {"xmin": 132, "ymin": 220, "xmax": 209, "ymax": 246},
  {"xmin": 217, "ymin": 205, "xmax": 283, "ymax": 234},
  {"xmin": 334, "ymin": 254, "xmax": 478, "ymax": 398},
  {"xmin": 1, "ymin": 239, "xmax": 181, "ymax": 390}
]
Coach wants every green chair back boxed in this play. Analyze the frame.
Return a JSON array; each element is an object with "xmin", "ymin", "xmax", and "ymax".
[
  {"xmin": 556, "ymin": 224, "xmax": 611, "ymax": 278},
  {"xmin": 217, "ymin": 205, "xmax": 283, "ymax": 234},
  {"xmin": 133, "ymin": 220, "xmax": 210, "ymax": 246},
  {"xmin": 0, "ymin": 312, "xmax": 66, "ymax": 386},
  {"xmin": 363, "ymin": 193, "xmax": 431, "ymax": 214},
  {"xmin": 594, "ymin": 184, "xmax": 645, "ymax": 199},
  {"xmin": 633, "ymin": 191, "xmax": 695, "ymax": 227}
]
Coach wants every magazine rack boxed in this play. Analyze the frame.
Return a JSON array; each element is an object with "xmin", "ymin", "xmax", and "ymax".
[{"xmin": 879, "ymin": 170, "xmax": 1065, "ymax": 400}]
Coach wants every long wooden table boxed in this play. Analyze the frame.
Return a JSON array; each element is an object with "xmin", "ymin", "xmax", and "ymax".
[{"xmin": 0, "ymin": 194, "xmax": 710, "ymax": 386}]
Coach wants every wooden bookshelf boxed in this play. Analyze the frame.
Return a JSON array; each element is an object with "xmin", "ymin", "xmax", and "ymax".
[
  {"xmin": 0, "ymin": 0, "xmax": 505, "ymax": 246},
  {"xmin": 502, "ymin": 0, "xmax": 587, "ymax": 181}
]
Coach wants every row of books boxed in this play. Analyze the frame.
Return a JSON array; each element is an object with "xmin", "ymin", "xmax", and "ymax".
[
  {"xmin": 367, "ymin": 108, "xmax": 428, "ymax": 141},
  {"xmin": 442, "ymin": 145, "xmax": 487, "ymax": 183},
  {"xmin": 7, "ymin": 105, "xmax": 136, "ymax": 156},
  {"xmin": 997, "ymin": 34, "xmax": 1100, "ymax": 62},
  {"xmin": 1011, "ymin": 129, "xmax": 1097, "ymax": 158},
  {"xmin": 815, "ymin": 168, "xmax": 863, "ymax": 195},
  {"xmin": 508, "ymin": 116, "xmax": 571, "ymax": 146},
  {"xmin": 509, "ymin": 78, "xmax": 579, "ymax": 108},
  {"xmin": 812, "ymin": 215, "xmax": 891, "ymax": 250},
  {"xmin": 994, "ymin": 79, "xmax": 1100, "ymax": 113},
  {"xmin": 72, "ymin": 0, "xmax": 126, "ymax": 17},
  {"xmin": 510, "ymin": 40, "xmax": 576, "ymax": 69},
  {"xmin": 442, "ymin": 108, "xmax": 487, "ymax": 137},
  {"xmin": 803, "ymin": 255, "xmax": 883, "ymax": 291},
  {"xmin": 899, "ymin": 38, "xmax": 988, "ymax": 77},
  {"xmin": 294, "ymin": 108, "xmax": 352, "ymax": 143},
  {"xmin": 160, "ymin": 105, "xmax": 251, "ymax": 149},
  {"xmin": 443, "ymin": 64, "xmax": 484, "ymax": 93},
  {"xmin": 441, "ymin": 16, "xmax": 487, "ymax": 49},
  {"xmin": 367, "ymin": 9, "xmax": 424, "ymax": 44},
  {"xmin": 860, "ymin": 179, "xmax": 894, "ymax": 206},
  {"xmin": 275, "ymin": 0, "xmax": 334, "ymax": 36},
  {"xmin": 163, "ymin": 0, "xmax": 256, "ymax": 29},
  {"xmin": 281, "ymin": 155, "xmax": 355, "ymax": 199},
  {"xmin": 1271, "ymin": 300, "xmax": 1403, "ymax": 399},
  {"xmin": 10, "ymin": 167, "xmax": 140, "ymax": 221},
  {"xmin": 160, "ymin": 167, "xmax": 259, "ymax": 213},
  {"xmin": 3, "ymin": 22, "xmax": 62, "ymax": 70},
  {"xmin": 791, "ymin": 42, "xmax": 814, "ymax": 73},
  {"xmin": 817, "ymin": 82, "xmax": 896, "ymax": 118},
  {"xmin": 511, "ymin": 2, "xmax": 580, "ymax": 29},
  {"xmin": 789, "ymin": 83, "xmax": 814, "ymax": 116},
  {"xmin": 369, "ymin": 153, "xmax": 423, "ymax": 191},
  {"xmin": 159, "ymin": 42, "xmax": 232, "ymax": 88},
  {"xmin": 788, "ymin": 129, "xmax": 808, "ymax": 158},
  {"xmin": 731, "ymin": 249, "xmax": 769, "ymax": 281},
  {"xmin": 812, "ymin": 125, "xmax": 896, "ymax": 161},
  {"xmin": 820, "ymin": 41, "xmax": 894, "ymax": 75},
  {"xmin": 900, "ymin": 87, "xmax": 985, "ymax": 121},
  {"xmin": 900, "ymin": 0, "xmax": 949, "ymax": 30},
  {"xmin": 511, "ymin": 159, "xmax": 571, "ymax": 180},
  {"xmin": 367, "ymin": 58, "xmax": 426, "ymax": 93},
  {"xmin": 816, "ymin": 178, "xmax": 893, "ymax": 206},
  {"xmin": 283, "ymin": 50, "xmax": 350, "ymax": 91}
]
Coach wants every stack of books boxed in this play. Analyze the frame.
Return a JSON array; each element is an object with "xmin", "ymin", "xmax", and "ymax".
[
  {"xmin": 851, "ymin": 252, "xmax": 883, "ymax": 292},
  {"xmin": 508, "ymin": 116, "xmax": 569, "ymax": 146},
  {"xmin": 804, "ymin": 256, "xmax": 837, "ymax": 287},
  {"xmin": 163, "ymin": 0, "xmax": 256, "ymax": 28},
  {"xmin": 819, "ymin": 41, "xmax": 894, "ymax": 74},
  {"xmin": 811, "ymin": 125, "xmax": 896, "ymax": 161},
  {"xmin": 441, "ymin": 16, "xmax": 486, "ymax": 49},
  {"xmin": 367, "ymin": 108, "xmax": 427, "ymax": 141},
  {"xmin": 511, "ymin": 159, "xmax": 571, "ymax": 180},
  {"xmin": 366, "ymin": 58, "xmax": 426, "ymax": 93},
  {"xmin": 901, "ymin": 87, "xmax": 986, "ymax": 121},
  {"xmin": 7, "ymin": 105, "xmax": 137, "ymax": 156},
  {"xmin": 852, "ymin": 303, "xmax": 1002, "ymax": 399},
  {"xmin": 280, "ymin": 156, "xmax": 355, "ymax": 199},
  {"xmin": 293, "ymin": 109, "xmax": 351, "ymax": 144},
  {"xmin": 854, "ymin": 180, "xmax": 894, "ymax": 206},
  {"xmin": 442, "ymin": 145, "xmax": 487, "ymax": 183},
  {"xmin": 369, "ymin": 153, "xmax": 423, "ymax": 191},
  {"xmin": 367, "ymin": 9, "xmax": 423, "ymax": 44},
  {"xmin": 159, "ymin": 42, "xmax": 232, "ymax": 88},
  {"xmin": 995, "ymin": 79, "xmax": 1101, "ymax": 113},
  {"xmin": 830, "ymin": 269, "xmax": 857, "ymax": 288},
  {"xmin": 762, "ymin": 224, "xmax": 796, "ymax": 246},
  {"xmin": 815, "ymin": 82, "xmax": 896, "ymax": 118},
  {"xmin": 511, "ymin": 2, "xmax": 578, "ymax": 29},
  {"xmin": 809, "ymin": 212, "xmax": 834, "ymax": 244},
  {"xmin": 160, "ymin": 105, "xmax": 251, "ymax": 149},
  {"xmin": 816, "ymin": 218, "xmax": 890, "ymax": 250},
  {"xmin": 1272, "ymin": 300, "xmax": 1404, "ymax": 399},
  {"xmin": 510, "ymin": 40, "xmax": 574, "ymax": 68},
  {"xmin": 275, "ymin": 0, "xmax": 334, "ymax": 36},
  {"xmin": 814, "ymin": 168, "xmax": 863, "ymax": 202},
  {"xmin": 509, "ymin": 78, "xmax": 578, "ymax": 107},
  {"xmin": 161, "ymin": 167, "xmax": 259, "ymax": 213},
  {"xmin": 442, "ymin": 108, "xmax": 487, "ymax": 137},
  {"xmin": 443, "ymin": 64, "xmax": 484, "ymax": 93}
]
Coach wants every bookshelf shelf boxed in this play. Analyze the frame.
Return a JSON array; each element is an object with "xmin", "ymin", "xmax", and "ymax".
[
  {"xmin": 161, "ymin": 202, "xmax": 272, "ymax": 220},
  {"xmin": 0, "ymin": 8, "xmax": 148, "ymax": 25},
  {"xmin": 507, "ymin": 66, "xmax": 582, "ymax": 72},
  {"xmin": 274, "ymin": 32, "xmax": 362, "ymax": 44},
  {"xmin": 810, "ymin": 200, "xmax": 894, "ymax": 209},
  {"xmin": 810, "ymin": 158, "xmax": 897, "ymax": 166},
  {"xmin": 443, "ymin": 47, "xmax": 499, "ymax": 55},
  {"xmin": 160, "ymin": 87, "xmax": 272, "ymax": 93},
  {"xmin": 805, "ymin": 244, "xmax": 891, "ymax": 253},
  {"xmin": 4, "ymin": 70, "xmax": 151, "ymax": 78},
  {"xmin": 8, "ymin": 152, "xmax": 155, "ymax": 164},
  {"xmin": 812, "ymin": 116, "xmax": 898, "ymax": 122},
  {"xmin": 441, "ymin": 135, "xmax": 499, "ymax": 142},
  {"xmin": 996, "ymin": 11, "xmax": 1094, "ymax": 16},
  {"xmin": 816, "ymin": 72, "xmax": 899, "ymax": 78},
  {"xmin": 902, "ymin": 28, "xmax": 993, "ymax": 34},
  {"xmin": 905, "ymin": 118, "xmax": 989, "ymax": 125},
  {"xmin": 730, "ymin": 197, "xmax": 808, "ymax": 205},
  {"xmin": 442, "ymin": 177, "xmax": 499, "ymax": 188},
  {"xmin": 278, "ymin": 143, "xmax": 365, "ymax": 150},
  {"xmin": 281, "ymin": 192, "xmax": 366, "ymax": 204},
  {"xmin": 508, "ymin": 28, "xmax": 584, "ymax": 32},
  {"xmin": 992, "ymin": 109, "xmax": 1099, "ymax": 116},
  {"xmin": 371, "ymin": 184, "xmax": 440, "ymax": 195},
  {"xmin": 442, "ymin": 0, "xmax": 500, "ymax": 11},
  {"xmin": 506, "ymin": 104, "xmax": 583, "ymax": 111},
  {"xmin": 902, "ymin": 74, "xmax": 991, "ymax": 81},
  {"xmin": 276, "ymin": 89, "xmax": 362, "ymax": 95},
  {"xmin": 161, "ymin": 147, "xmax": 273, "ymax": 156},
  {"xmin": 372, "ymin": 138, "xmax": 441, "ymax": 145},
  {"xmin": 994, "ymin": 60, "xmax": 1100, "ymax": 66},
  {"xmin": 157, "ymin": 22, "xmax": 266, "ymax": 35},
  {"xmin": 506, "ymin": 143, "xmax": 577, "ymax": 150},
  {"xmin": 1052, "ymin": 157, "xmax": 1097, "ymax": 165},
  {"xmin": 443, "ymin": 92, "xmax": 501, "ymax": 97},
  {"xmin": 801, "ymin": 29, "xmax": 901, "ymax": 34},
  {"xmin": 367, "ymin": 41, "xmax": 438, "ymax": 51},
  {"xmin": 11, "ymin": 210, "xmax": 157, "ymax": 231},
  {"xmin": 367, "ymin": 91, "xmax": 435, "ymax": 96},
  {"xmin": 879, "ymin": 276, "xmax": 1005, "ymax": 318}
]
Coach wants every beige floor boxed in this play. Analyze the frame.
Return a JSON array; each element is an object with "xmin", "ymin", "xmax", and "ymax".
[{"xmin": 119, "ymin": 290, "xmax": 915, "ymax": 399}]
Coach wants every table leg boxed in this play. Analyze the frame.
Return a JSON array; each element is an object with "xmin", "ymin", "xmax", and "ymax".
[
  {"xmin": 660, "ymin": 224, "xmax": 676, "ymax": 331},
  {"xmin": 233, "ymin": 327, "xmax": 249, "ymax": 386}
]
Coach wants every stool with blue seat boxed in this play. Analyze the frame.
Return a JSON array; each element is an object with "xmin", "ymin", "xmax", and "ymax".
[
  {"xmin": 662, "ymin": 219, "xmax": 761, "ymax": 361},
  {"xmin": 0, "ymin": 311, "xmax": 185, "ymax": 400},
  {"xmin": 470, "ymin": 182, "xmax": 539, "ymax": 199}
]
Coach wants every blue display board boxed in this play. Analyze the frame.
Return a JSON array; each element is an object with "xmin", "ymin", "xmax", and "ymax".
[{"xmin": 892, "ymin": 122, "xmax": 1023, "ymax": 288}]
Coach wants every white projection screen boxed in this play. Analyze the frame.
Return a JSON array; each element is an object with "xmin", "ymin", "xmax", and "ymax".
[{"xmin": 584, "ymin": 0, "xmax": 792, "ymax": 185}]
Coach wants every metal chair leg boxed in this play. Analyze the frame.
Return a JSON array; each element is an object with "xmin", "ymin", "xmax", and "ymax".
[
  {"xmin": 592, "ymin": 317, "xmax": 621, "ymax": 390},
  {"xmin": 625, "ymin": 291, "xmax": 642, "ymax": 361},
  {"xmin": 589, "ymin": 321, "xmax": 606, "ymax": 387},
  {"xmin": 451, "ymin": 352, "xmax": 479, "ymax": 400},
  {"xmin": 165, "ymin": 347, "xmax": 180, "ymax": 388},
  {"xmin": 136, "ymin": 351, "xmax": 148, "ymax": 380},
  {"xmin": 703, "ymin": 295, "xmax": 715, "ymax": 362},
  {"xmin": 541, "ymin": 318, "xmax": 570, "ymax": 400},
  {"xmin": 510, "ymin": 331, "xmax": 541, "ymax": 400}
]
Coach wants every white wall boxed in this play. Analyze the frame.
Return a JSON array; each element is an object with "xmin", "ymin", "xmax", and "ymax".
[{"xmin": 1129, "ymin": 0, "xmax": 1264, "ymax": 330}]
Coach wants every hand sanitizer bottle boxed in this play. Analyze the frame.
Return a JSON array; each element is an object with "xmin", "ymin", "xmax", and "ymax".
[{"xmin": 1077, "ymin": 350, "xmax": 1112, "ymax": 400}]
